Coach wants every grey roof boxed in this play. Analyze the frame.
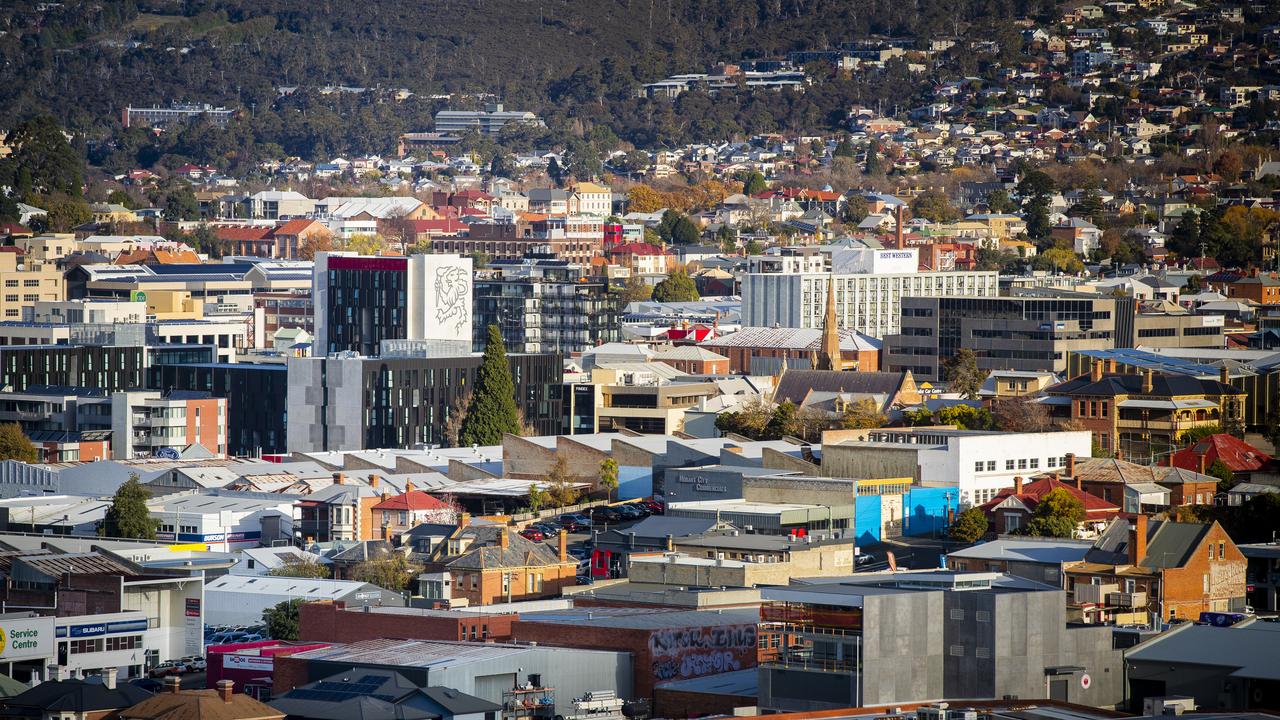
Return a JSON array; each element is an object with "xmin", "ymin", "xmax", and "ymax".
[
  {"xmin": 655, "ymin": 667, "xmax": 757, "ymax": 696},
  {"xmin": 622, "ymin": 515, "xmax": 723, "ymax": 540},
  {"xmin": 1127, "ymin": 621, "xmax": 1280, "ymax": 680},
  {"xmin": 1141, "ymin": 521, "xmax": 1211, "ymax": 570},
  {"xmin": 774, "ymin": 370, "xmax": 907, "ymax": 405},
  {"xmin": 5, "ymin": 678, "xmax": 152, "ymax": 713},
  {"xmin": 421, "ymin": 686, "xmax": 502, "ymax": 715},
  {"xmin": 517, "ymin": 607, "xmax": 759, "ymax": 630},
  {"xmin": 270, "ymin": 670, "xmax": 438, "ymax": 720},
  {"xmin": 947, "ymin": 538, "xmax": 1092, "ymax": 565},
  {"xmin": 446, "ymin": 526, "xmax": 565, "ymax": 570}
]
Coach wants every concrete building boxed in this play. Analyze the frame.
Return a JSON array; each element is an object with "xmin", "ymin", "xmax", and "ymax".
[
  {"xmin": 149, "ymin": 490, "xmax": 294, "ymax": 550},
  {"xmin": 946, "ymin": 537, "xmax": 1092, "ymax": 587},
  {"xmin": 756, "ymin": 572, "xmax": 1124, "ymax": 712},
  {"xmin": 1125, "ymin": 620, "xmax": 1280, "ymax": 712},
  {"xmin": 473, "ymin": 256, "xmax": 619, "ymax": 354},
  {"xmin": 433, "ymin": 104, "xmax": 544, "ymax": 135},
  {"xmin": 286, "ymin": 350, "xmax": 561, "ymax": 451},
  {"xmin": 123, "ymin": 103, "xmax": 235, "ymax": 128},
  {"xmin": 313, "ymin": 252, "xmax": 473, "ymax": 356},
  {"xmin": 202, "ymin": 575, "xmax": 405, "ymax": 625},
  {"xmin": 821, "ymin": 429, "xmax": 1093, "ymax": 507},
  {"xmin": 271, "ymin": 638, "xmax": 631, "ymax": 712},
  {"xmin": 110, "ymin": 390, "xmax": 228, "ymax": 460},
  {"xmin": 299, "ymin": 601, "xmax": 520, "ymax": 644},
  {"xmin": 0, "ymin": 249, "xmax": 63, "ymax": 321},
  {"xmin": 741, "ymin": 270, "xmax": 998, "ymax": 338}
]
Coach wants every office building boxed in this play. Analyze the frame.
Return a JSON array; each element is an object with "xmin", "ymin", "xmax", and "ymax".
[
  {"xmin": 286, "ymin": 349, "xmax": 561, "ymax": 451},
  {"xmin": 742, "ymin": 270, "xmax": 998, "ymax": 338},
  {"xmin": 314, "ymin": 252, "xmax": 473, "ymax": 356},
  {"xmin": 0, "ymin": 344, "xmax": 146, "ymax": 392},
  {"xmin": 150, "ymin": 362, "xmax": 290, "ymax": 457},
  {"xmin": 757, "ymin": 571, "xmax": 1124, "ymax": 712},
  {"xmin": 0, "ymin": 249, "xmax": 62, "ymax": 321},
  {"xmin": 473, "ymin": 255, "xmax": 619, "ymax": 353},
  {"xmin": 433, "ymin": 103, "xmax": 544, "ymax": 135}
]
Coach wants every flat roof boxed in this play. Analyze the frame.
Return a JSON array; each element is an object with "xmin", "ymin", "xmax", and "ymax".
[
  {"xmin": 947, "ymin": 538, "xmax": 1092, "ymax": 565},
  {"xmin": 517, "ymin": 607, "xmax": 759, "ymax": 630},
  {"xmin": 284, "ymin": 637, "xmax": 621, "ymax": 668}
]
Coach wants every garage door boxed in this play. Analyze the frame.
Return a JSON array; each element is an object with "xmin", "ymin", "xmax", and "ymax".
[{"xmin": 474, "ymin": 673, "xmax": 516, "ymax": 704}]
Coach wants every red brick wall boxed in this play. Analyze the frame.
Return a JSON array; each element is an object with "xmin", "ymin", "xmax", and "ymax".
[
  {"xmin": 298, "ymin": 601, "xmax": 517, "ymax": 642},
  {"xmin": 272, "ymin": 655, "xmax": 309, "ymax": 695},
  {"xmin": 1160, "ymin": 522, "xmax": 1247, "ymax": 621}
]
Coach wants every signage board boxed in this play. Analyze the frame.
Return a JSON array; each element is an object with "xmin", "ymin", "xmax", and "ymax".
[{"xmin": 0, "ymin": 616, "xmax": 55, "ymax": 661}]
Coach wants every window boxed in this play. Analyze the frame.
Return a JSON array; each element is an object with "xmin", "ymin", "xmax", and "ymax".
[
  {"xmin": 986, "ymin": 461, "xmax": 996, "ymax": 471},
  {"xmin": 1209, "ymin": 545, "xmax": 1215, "ymax": 561},
  {"xmin": 1203, "ymin": 574, "xmax": 1209, "ymax": 593},
  {"xmin": 1100, "ymin": 402, "xmax": 1108, "ymax": 417},
  {"xmin": 1219, "ymin": 541, "xmax": 1225, "ymax": 559},
  {"xmin": 1030, "ymin": 458, "xmax": 1040, "ymax": 469},
  {"xmin": 950, "ymin": 608, "xmax": 965, "ymax": 620},
  {"xmin": 975, "ymin": 461, "xmax": 984, "ymax": 472},
  {"xmin": 1018, "ymin": 458, "xmax": 1028, "ymax": 470},
  {"xmin": 949, "ymin": 645, "xmax": 965, "ymax": 657},
  {"xmin": 1006, "ymin": 460, "xmax": 1015, "ymax": 470}
]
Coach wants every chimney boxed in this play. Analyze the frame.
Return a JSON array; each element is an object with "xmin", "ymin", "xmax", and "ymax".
[
  {"xmin": 1065, "ymin": 453, "xmax": 1076, "ymax": 478},
  {"xmin": 370, "ymin": 475, "xmax": 380, "ymax": 488},
  {"xmin": 666, "ymin": 534, "xmax": 675, "ymax": 552},
  {"xmin": 1129, "ymin": 514, "xmax": 1148, "ymax": 565},
  {"xmin": 559, "ymin": 530, "xmax": 568, "ymax": 562},
  {"xmin": 102, "ymin": 667, "xmax": 117, "ymax": 690},
  {"xmin": 499, "ymin": 528, "xmax": 510, "ymax": 549},
  {"xmin": 459, "ymin": 512, "xmax": 471, "ymax": 528},
  {"xmin": 1014, "ymin": 476, "xmax": 1024, "ymax": 495},
  {"xmin": 1219, "ymin": 366, "xmax": 1229, "ymax": 385},
  {"xmin": 165, "ymin": 676, "xmax": 181, "ymax": 694},
  {"xmin": 1197, "ymin": 452, "xmax": 1207, "ymax": 475},
  {"xmin": 1090, "ymin": 360, "xmax": 1103, "ymax": 382},
  {"xmin": 1142, "ymin": 368, "xmax": 1153, "ymax": 393},
  {"xmin": 216, "ymin": 679, "xmax": 234, "ymax": 703},
  {"xmin": 405, "ymin": 480, "xmax": 415, "ymax": 493},
  {"xmin": 333, "ymin": 473, "xmax": 345, "ymax": 485},
  {"xmin": 1075, "ymin": 474, "xmax": 1083, "ymax": 491},
  {"xmin": 1107, "ymin": 358, "xmax": 1118, "ymax": 373},
  {"xmin": 895, "ymin": 205, "xmax": 907, "ymax": 249}
]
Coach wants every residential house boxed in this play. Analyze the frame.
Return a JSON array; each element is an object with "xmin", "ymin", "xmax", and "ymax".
[
  {"xmin": 119, "ymin": 678, "xmax": 284, "ymax": 720},
  {"xmin": 979, "ymin": 475, "xmax": 1121, "ymax": 536},
  {"xmin": 421, "ymin": 524, "xmax": 577, "ymax": 606},
  {"xmin": 371, "ymin": 490, "xmax": 459, "ymax": 542}
]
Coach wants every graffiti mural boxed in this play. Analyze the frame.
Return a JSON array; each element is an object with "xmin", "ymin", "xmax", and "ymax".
[
  {"xmin": 648, "ymin": 624, "xmax": 757, "ymax": 681},
  {"xmin": 434, "ymin": 265, "xmax": 470, "ymax": 333}
]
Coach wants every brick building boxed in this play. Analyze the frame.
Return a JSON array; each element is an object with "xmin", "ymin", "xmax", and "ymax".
[
  {"xmin": 979, "ymin": 475, "xmax": 1121, "ymax": 535},
  {"xmin": 1064, "ymin": 515, "xmax": 1247, "ymax": 623},
  {"xmin": 420, "ymin": 525, "xmax": 578, "ymax": 606},
  {"xmin": 649, "ymin": 346, "xmax": 730, "ymax": 375},
  {"xmin": 511, "ymin": 607, "xmax": 760, "ymax": 700},
  {"xmin": 299, "ymin": 601, "xmax": 518, "ymax": 643},
  {"xmin": 701, "ymin": 326, "xmax": 882, "ymax": 374}
]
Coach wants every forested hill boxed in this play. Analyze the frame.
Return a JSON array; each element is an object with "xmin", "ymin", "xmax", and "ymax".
[{"xmin": 0, "ymin": 0, "xmax": 1056, "ymax": 158}]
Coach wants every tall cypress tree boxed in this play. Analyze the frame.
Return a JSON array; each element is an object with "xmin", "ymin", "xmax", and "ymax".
[{"xmin": 458, "ymin": 324, "xmax": 522, "ymax": 446}]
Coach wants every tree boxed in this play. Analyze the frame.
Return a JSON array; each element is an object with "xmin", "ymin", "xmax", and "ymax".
[
  {"xmin": 1033, "ymin": 244, "xmax": 1085, "ymax": 274},
  {"xmin": 841, "ymin": 399, "xmax": 887, "ymax": 429},
  {"xmin": 263, "ymin": 599, "xmax": 303, "ymax": 641},
  {"xmin": 910, "ymin": 189, "xmax": 961, "ymax": 223},
  {"xmin": 544, "ymin": 456, "xmax": 580, "ymax": 507},
  {"xmin": 617, "ymin": 276, "xmax": 653, "ymax": 304},
  {"xmin": 458, "ymin": 326, "xmax": 522, "ymax": 447},
  {"xmin": 936, "ymin": 404, "xmax": 994, "ymax": 430},
  {"xmin": 1263, "ymin": 410, "xmax": 1280, "ymax": 455},
  {"xmin": 943, "ymin": 348, "xmax": 984, "ymax": 399},
  {"xmin": 352, "ymin": 553, "xmax": 418, "ymax": 592},
  {"xmin": 992, "ymin": 396, "xmax": 1052, "ymax": 432},
  {"xmin": 547, "ymin": 157, "xmax": 564, "ymax": 187},
  {"xmin": 0, "ymin": 115, "xmax": 83, "ymax": 198},
  {"xmin": 1181, "ymin": 424, "xmax": 1224, "ymax": 445},
  {"xmin": 0, "ymin": 423, "xmax": 37, "ymax": 463},
  {"xmin": 1024, "ymin": 488, "xmax": 1085, "ymax": 538},
  {"xmin": 106, "ymin": 190, "xmax": 134, "ymax": 209},
  {"xmin": 742, "ymin": 171, "xmax": 768, "ymax": 195},
  {"xmin": 764, "ymin": 401, "xmax": 803, "ymax": 440},
  {"xmin": 42, "ymin": 194, "xmax": 92, "ymax": 232},
  {"xmin": 299, "ymin": 232, "xmax": 335, "ymax": 261},
  {"xmin": 834, "ymin": 137, "xmax": 856, "ymax": 158},
  {"xmin": 600, "ymin": 458, "xmax": 619, "ymax": 501},
  {"xmin": 627, "ymin": 185, "xmax": 666, "ymax": 213},
  {"xmin": 527, "ymin": 483, "xmax": 551, "ymax": 512},
  {"xmin": 1206, "ymin": 459, "xmax": 1235, "ymax": 493},
  {"xmin": 161, "ymin": 184, "xmax": 199, "ymax": 221},
  {"xmin": 715, "ymin": 398, "xmax": 773, "ymax": 439},
  {"xmin": 268, "ymin": 555, "xmax": 331, "ymax": 579},
  {"xmin": 950, "ymin": 507, "xmax": 989, "ymax": 543},
  {"xmin": 865, "ymin": 138, "xmax": 884, "ymax": 175},
  {"xmin": 903, "ymin": 408, "xmax": 935, "ymax": 426},
  {"xmin": 670, "ymin": 217, "xmax": 700, "ymax": 245},
  {"xmin": 986, "ymin": 189, "xmax": 1017, "ymax": 214},
  {"xmin": 652, "ymin": 269, "xmax": 700, "ymax": 302},
  {"xmin": 103, "ymin": 473, "xmax": 159, "ymax": 540},
  {"xmin": 346, "ymin": 233, "xmax": 385, "ymax": 256}
]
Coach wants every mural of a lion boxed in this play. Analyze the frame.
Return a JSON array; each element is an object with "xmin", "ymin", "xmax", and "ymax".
[{"xmin": 434, "ymin": 265, "xmax": 471, "ymax": 333}]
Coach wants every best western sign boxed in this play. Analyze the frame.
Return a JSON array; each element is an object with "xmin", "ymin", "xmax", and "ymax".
[{"xmin": 0, "ymin": 616, "xmax": 55, "ymax": 661}]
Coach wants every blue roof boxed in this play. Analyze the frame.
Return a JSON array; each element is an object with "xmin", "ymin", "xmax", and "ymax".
[
  {"xmin": 149, "ymin": 263, "xmax": 253, "ymax": 276},
  {"xmin": 1072, "ymin": 348, "xmax": 1220, "ymax": 377}
]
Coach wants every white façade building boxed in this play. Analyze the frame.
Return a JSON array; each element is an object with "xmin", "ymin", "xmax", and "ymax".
[
  {"xmin": 823, "ymin": 429, "xmax": 1094, "ymax": 507},
  {"xmin": 741, "ymin": 269, "xmax": 998, "ymax": 339}
]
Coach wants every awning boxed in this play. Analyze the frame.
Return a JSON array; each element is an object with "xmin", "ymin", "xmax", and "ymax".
[{"xmin": 1117, "ymin": 399, "xmax": 1177, "ymax": 410}]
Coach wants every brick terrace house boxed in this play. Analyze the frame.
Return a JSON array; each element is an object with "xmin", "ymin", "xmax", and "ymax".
[
  {"xmin": 979, "ymin": 475, "xmax": 1121, "ymax": 536},
  {"xmin": 1063, "ymin": 515, "xmax": 1247, "ymax": 623},
  {"xmin": 1043, "ymin": 362, "xmax": 1246, "ymax": 461},
  {"xmin": 1223, "ymin": 270, "xmax": 1280, "ymax": 305},
  {"xmin": 420, "ymin": 524, "xmax": 577, "ymax": 606},
  {"xmin": 650, "ymin": 346, "xmax": 731, "ymax": 375},
  {"xmin": 1067, "ymin": 456, "xmax": 1219, "ymax": 511},
  {"xmin": 371, "ymin": 490, "xmax": 458, "ymax": 541}
]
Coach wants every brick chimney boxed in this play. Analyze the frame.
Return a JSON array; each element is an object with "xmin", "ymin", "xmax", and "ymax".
[
  {"xmin": 405, "ymin": 480, "xmax": 415, "ymax": 493},
  {"xmin": 1090, "ymin": 360, "xmax": 1103, "ymax": 382},
  {"xmin": 216, "ymin": 679, "xmax": 234, "ymax": 703},
  {"xmin": 165, "ymin": 676, "xmax": 181, "ymax": 694},
  {"xmin": 370, "ymin": 475, "xmax": 380, "ymax": 489},
  {"xmin": 1198, "ymin": 452, "xmax": 1207, "ymax": 475},
  {"xmin": 558, "ymin": 530, "xmax": 568, "ymax": 562},
  {"xmin": 1129, "ymin": 514, "xmax": 1148, "ymax": 566},
  {"xmin": 1107, "ymin": 358, "xmax": 1118, "ymax": 373},
  {"xmin": 498, "ymin": 528, "xmax": 510, "ymax": 549},
  {"xmin": 1014, "ymin": 476, "xmax": 1024, "ymax": 495},
  {"xmin": 459, "ymin": 512, "xmax": 471, "ymax": 528},
  {"xmin": 1142, "ymin": 368, "xmax": 1153, "ymax": 393},
  {"xmin": 1075, "ymin": 474, "xmax": 1083, "ymax": 491},
  {"xmin": 1065, "ymin": 453, "xmax": 1076, "ymax": 478},
  {"xmin": 1219, "ymin": 366, "xmax": 1229, "ymax": 385},
  {"xmin": 333, "ymin": 473, "xmax": 345, "ymax": 485},
  {"xmin": 895, "ymin": 205, "xmax": 908, "ymax": 249}
]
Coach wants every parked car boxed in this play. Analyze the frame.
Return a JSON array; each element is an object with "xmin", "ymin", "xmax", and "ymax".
[
  {"xmin": 529, "ymin": 522, "xmax": 559, "ymax": 536},
  {"xmin": 149, "ymin": 662, "xmax": 182, "ymax": 678},
  {"xmin": 641, "ymin": 500, "xmax": 664, "ymax": 514},
  {"xmin": 558, "ymin": 513, "xmax": 591, "ymax": 531},
  {"xmin": 519, "ymin": 528, "xmax": 545, "ymax": 542},
  {"xmin": 590, "ymin": 507, "xmax": 623, "ymax": 523},
  {"xmin": 131, "ymin": 678, "xmax": 164, "ymax": 692},
  {"xmin": 179, "ymin": 656, "xmax": 207, "ymax": 673},
  {"xmin": 614, "ymin": 504, "xmax": 645, "ymax": 520}
]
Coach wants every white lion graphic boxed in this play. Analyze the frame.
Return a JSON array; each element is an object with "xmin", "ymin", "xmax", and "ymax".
[{"xmin": 434, "ymin": 265, "xmax": 470, "ymax": 333}]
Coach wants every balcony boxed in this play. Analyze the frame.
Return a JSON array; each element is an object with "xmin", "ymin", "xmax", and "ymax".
[
  {"xmin": 1107, "ymin": 591, "xmax": 1148, "ymax": 608},
  {"xmin": 1074, "ymin": 583, "xmax": 1119, "ymax": 604}
]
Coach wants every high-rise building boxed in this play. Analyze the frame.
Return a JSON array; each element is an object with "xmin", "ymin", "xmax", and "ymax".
[
  {"xmin": 473, "ymin": 255, "xmax": 620, "ymax": 354},
  {"xmin": 313, "ymin": 253, "xmax": 473, "ymax": 356},
  {"xmin": 741, "ymin": 268, "xmax": 999, "ymax": 339},
  {"xmin": 110, "ymin": 390, "xmax": 228, "ymax": 459}
]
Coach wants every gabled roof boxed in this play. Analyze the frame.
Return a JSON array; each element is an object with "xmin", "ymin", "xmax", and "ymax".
[
  {"xmin": 980, "ymin": 477, "xmax": 1120, "ymax": 520},
  {"xmin": 421, "ymin": 686, "xmax": 502, "ymax": 716},
  {"xmin": 1170, "ymin": 434, "xmax": 1274, "ymax": 473},
  {"xmin": 121, "ymin": 685, "xmax": 284, "ymax": 720},
  {"xmin": 445, "ymin": 526, "xmax": 568, "ymax": 571},
  {"xmin": 1047, "ymin": 371, "xmax": 1242, "ymax": 398},
  {"xmin": 371, "ymin": 490, "xmax": 452, "ymax": 512},
  {"xmin": 774, "ymin": 370, "xmax": 906, "ymax": 406},
  {"xmin": 6, "ymin": 678, "xmax": 151, "ymax": 714}
]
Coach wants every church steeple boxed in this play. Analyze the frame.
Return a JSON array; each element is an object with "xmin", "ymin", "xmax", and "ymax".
[{"xmin": 817, "ymin": 275, "xmax": 841, "ymax": 371}]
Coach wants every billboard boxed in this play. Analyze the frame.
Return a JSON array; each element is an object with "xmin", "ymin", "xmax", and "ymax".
[{"xmin": 0, "ymin": 615, "xmax": 55, "ymax": 662}]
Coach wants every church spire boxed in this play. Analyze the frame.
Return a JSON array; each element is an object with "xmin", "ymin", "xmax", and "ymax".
[{"xmin": 817, "ymin": 275, "xmax": 841, "ymax": 371}]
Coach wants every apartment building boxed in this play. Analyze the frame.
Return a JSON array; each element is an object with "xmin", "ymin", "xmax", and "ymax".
[
  {"xmin": 472, "ymin": 256, "xmax": 620, "ymax": 354},
  {"xmin": 110, "ymin": 390, "xmax": 228, "ymax": 460},
  {"xmin": 0, "ymin": 249, "xmax": 63, "ymax": 321}
]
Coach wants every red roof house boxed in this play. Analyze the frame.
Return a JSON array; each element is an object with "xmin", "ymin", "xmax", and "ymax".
[
  {"xmin": 980, "ymin": 476, "xmax": 1121, "ymax": 535},
  {"xmin": 1168, "ymin": 434, "xmax": 1274, "ymax": 478}
]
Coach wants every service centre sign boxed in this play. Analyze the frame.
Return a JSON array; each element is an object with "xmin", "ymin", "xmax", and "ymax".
[{"xmin": 0, "ymin": 615, "xmax": 55, "ymax": 661}]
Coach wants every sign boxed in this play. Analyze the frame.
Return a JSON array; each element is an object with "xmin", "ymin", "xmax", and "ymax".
[
  {"xmin": 1201, "ymin": 314, "xmax": 1225, "ymax": 327},
  {"xmin": 131, "ymin": 290, "xmax": 147, "ymax": 302},
  {"xmin": 1080, "ymin": 673, "xmax": 1091, "ymax": 690},
  {"xmin": 64, "ymin": 619, "xmax": 149, "ymax": 638},
  {"xmin": 185, "ymin": 598, "xmax": 201, "ymax": 618},
  {"xmin": 223, "ymin": 654, "xmax": 274, "ymax": 672},
  {"xmin": 0, "ymin": 616, "xmax": 54, "ymax": 661},
  {"xmin": 353, "ymin": 591, "xmax": 381, "ymax": 600},
  {"xmin": 155, "ymin": 447, "xmax": 181, "ymax": 460}
]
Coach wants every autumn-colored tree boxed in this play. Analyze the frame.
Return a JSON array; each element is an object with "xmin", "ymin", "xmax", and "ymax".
[
  {"xmin": 992, "ymin": 396, "xmax": 1052, "ymax": 432},
  {"xmin": 627, "ymin": 185, "xmax": 666, "ymax": 213},
  {"xmin": 345, "ymin": 233, "xmax": 386, "ymax": 256},
  {"xmin": 841, "ymin": 399, "xmax": 887, "ymax": 429},
  {"xmin": 299, "ymin": 233, "xmax": 336, "ymax": 261}
]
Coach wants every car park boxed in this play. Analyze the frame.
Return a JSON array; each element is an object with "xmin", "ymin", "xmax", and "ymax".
[
  {"xmin": 149, "ymin": 662, "xmax": 182, "ymax": 678},
  {"xmin": 519, "ymin": 527, "xmax": 545, "ymax": 542},
  {"xmin": 179, "ymin": 656, "xmax": 207, "ymax": 673}
]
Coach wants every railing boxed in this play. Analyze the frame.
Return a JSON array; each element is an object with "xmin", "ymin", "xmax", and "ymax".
[
  {"xmin": 1074, "ymin": 583, "xmax": 1119, "ymax": 604},
  {"xmin": 1106, "ymin": 591, "xmax": 1148, "ymax": 608}
]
